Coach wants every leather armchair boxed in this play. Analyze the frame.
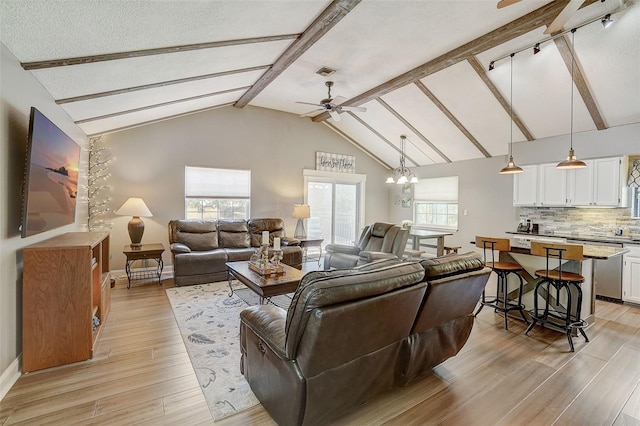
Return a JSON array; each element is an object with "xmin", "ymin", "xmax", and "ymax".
[{"xmin": 323, "ymin": 222, "xmax": 408, "ymax": 269}]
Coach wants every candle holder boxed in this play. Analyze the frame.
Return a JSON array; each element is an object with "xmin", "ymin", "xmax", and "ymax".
[
  {"xmin": 249, "ymin": 244, "xmax": 284, "ymax": 276},
  {"xmin": 270, "ymin": 249, "xmax": 283, "ymax": 266}
]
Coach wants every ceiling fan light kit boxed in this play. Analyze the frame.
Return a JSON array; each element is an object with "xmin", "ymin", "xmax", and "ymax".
[{"xmin": 601, "ymin": 13, "xmax": 614, "ymax": 28}]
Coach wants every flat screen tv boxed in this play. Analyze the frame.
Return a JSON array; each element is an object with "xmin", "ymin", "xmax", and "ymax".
[{"xmin": 21, "ymin": 107, "xmax": 81, "ymax": 238}]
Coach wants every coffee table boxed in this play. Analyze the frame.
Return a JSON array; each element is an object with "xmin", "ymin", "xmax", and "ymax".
[{"xmin": 226, "ymin": 261, "xmax": 306, "ymax": 304}]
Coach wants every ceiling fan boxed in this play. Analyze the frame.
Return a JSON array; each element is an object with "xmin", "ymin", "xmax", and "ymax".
[
  {"xmin": 497, "ymin": 0, "xmax": 586, "ymax": 34},
  {"xmin": 296, "ymin": 81, "xmax": 366, "ymax": 122}
]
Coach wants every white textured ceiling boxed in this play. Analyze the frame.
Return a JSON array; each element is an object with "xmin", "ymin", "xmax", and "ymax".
[{"xmin": 1, "ymin": 0, "xmax": 639, "ymax": 170}]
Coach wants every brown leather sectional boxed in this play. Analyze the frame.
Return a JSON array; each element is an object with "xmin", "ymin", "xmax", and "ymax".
[
  {"xmin": 239, "ymin": 253, "xmax": 491, "ymax": 425},
  {"xmin": 168, "ymin": 218, "xmax": 302, "ymax": 286}
]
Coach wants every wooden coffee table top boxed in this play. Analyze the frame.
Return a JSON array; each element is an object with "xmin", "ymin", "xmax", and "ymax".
[{"xmin": 226, "ymin": 261, "xmax": 305, "ymax": 298}]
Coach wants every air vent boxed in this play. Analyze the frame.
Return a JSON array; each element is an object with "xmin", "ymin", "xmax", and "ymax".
[{"xmin": 316, "ymin": 67, "xmax": 336, "ymax": 77}]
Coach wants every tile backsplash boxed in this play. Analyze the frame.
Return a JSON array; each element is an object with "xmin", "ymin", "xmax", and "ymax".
[{"xmin": 520, "ymin": 207, "xmax": 640, "ymax": 239}]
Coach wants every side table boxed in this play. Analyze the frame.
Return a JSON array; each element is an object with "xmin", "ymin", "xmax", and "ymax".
[
  {"xmin": 123, "ymin": 243, "xmax": 165, "ymax": 289},
  {"xmin": 298, "ymin": 238, "xmax": 324, "ymax": 266}
]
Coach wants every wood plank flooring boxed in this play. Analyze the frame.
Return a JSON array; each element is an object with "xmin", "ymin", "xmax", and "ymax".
[{"xmin": 1, "ymin": 275, "xmax": 639, "ymax": 425}]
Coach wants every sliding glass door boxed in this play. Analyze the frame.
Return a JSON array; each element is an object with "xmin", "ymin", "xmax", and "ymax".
[{"xmin": 304, "ymin": 170, "xmax": 366, "ymax": 245}]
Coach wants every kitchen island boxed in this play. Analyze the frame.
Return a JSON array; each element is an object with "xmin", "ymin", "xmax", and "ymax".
[{"xmin": 499, "ymin": 237, "xmax": 628, "ymax": 331}]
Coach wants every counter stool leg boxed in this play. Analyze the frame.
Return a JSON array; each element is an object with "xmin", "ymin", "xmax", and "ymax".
[
  {"xmin": 514, "ymin": 272, "xmax": 529, "ymax": 324},
  {"xmin": 499, "ymin": 271, "xmax": 508, "ymax": 330},
  {"xmin": 525, "ymin": 279, "xmax": 545, "ymax": 335},
  {"xmin": 565, "ymin": 284, "xmax": 575, "ymax": 352}
]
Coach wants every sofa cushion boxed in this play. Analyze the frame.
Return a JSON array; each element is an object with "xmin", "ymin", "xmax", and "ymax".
[
  {"xmin": 218, "ymin": 219, "xmax": 250, "ymax": 248},
  {"xmin": 419, "ymin": 251, "xmax": 484, "ymax": 280},
  {"xmin": 248, "ymin": 218, "xmax": 286, "ymax": 247},
  {"xmin": 172, "ymin": 220, "xmax": 218, "ymax": 251}
]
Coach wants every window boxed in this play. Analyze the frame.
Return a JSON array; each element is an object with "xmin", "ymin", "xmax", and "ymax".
[
  {"xmin": 303, "ymin": 169, "xmax": 366, "ymax": 245},
  {"xmin": 413, "ymin": 176, "xmax": 458, "ymax": 230},
  {"xmin": 185, "ymin": 166, "xmax": 250, "ymax": 220}
]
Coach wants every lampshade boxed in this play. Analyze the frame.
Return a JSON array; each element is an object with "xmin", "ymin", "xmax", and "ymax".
[
  {"xmin": 116, "ymin": 197, "xmax": 152, "ymax": 217},
  {"xmin": 116, "ymin": 197, "xmax": 152, "ymax": 247},
  {"xmin": 292, "ymin": 204, "xmax": 310, "ymax": 219},
  {"xmin": 386, "ymin": 135, "xmax": 419, "ymax": 184}
]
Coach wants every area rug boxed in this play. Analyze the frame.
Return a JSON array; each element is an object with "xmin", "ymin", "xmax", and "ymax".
[{"xmin": 165, "ymin": 281, "xmax": 290, "ymax": 420}]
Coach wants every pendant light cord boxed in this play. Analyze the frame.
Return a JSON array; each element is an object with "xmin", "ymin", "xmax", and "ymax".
[
  {"xmin": 509, "ymin": 53, "xmax": 514, "ymax": 157},
  {"xmin": 570, "ymin": 29, "xmax": 575, "ymax": 151}
]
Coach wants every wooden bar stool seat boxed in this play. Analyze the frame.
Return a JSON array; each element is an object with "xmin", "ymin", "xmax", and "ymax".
[
  {"xmin": 525, "ymin": 242, "xmax": 589, "ymax": 352},
  {"xmin": 474, "ymin": 236, "xmax": 528, "ymax": 330}
]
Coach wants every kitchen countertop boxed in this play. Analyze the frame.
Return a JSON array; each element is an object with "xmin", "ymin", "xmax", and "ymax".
[
  {"xmin": 507, "ymin": 231, "xmax": 640, "ymax": 246},
  {"xmin": 509, "ymin": 244, "xmax": 628, "ymax": 260}
]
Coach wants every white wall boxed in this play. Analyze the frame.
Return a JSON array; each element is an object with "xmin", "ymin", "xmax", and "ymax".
[
  {"xmin": 101, "ymin": 105, "xmax": 392, "ymax": 270},
  {"xmin": 0, "ymin": 44, "xmax": 88, "ymax": 398}
]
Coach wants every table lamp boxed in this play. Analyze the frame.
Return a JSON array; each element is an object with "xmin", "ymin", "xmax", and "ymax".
[
  {"xmin": 116, "ymin": 197, "xmax": 152, "ymax": 247},
  {"xmin": 293, "ymin": 204, "xmax": 310, "ymax": 239}
]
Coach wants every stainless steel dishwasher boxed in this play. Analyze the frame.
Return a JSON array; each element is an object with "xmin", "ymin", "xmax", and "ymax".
[{"xmin": 568, "ymin": 239, "xmax": 624, "ymax": 301}]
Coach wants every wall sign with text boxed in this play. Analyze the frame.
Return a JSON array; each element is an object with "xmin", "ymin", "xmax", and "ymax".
[{"xmin": 316, "ymin": 152, "xmax": 355, "ymax": 173}]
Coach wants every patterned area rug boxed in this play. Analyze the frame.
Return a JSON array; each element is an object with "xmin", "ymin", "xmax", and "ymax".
[{"xmin": 165, "ymin": 281, "xmax": 290, "ymax": 420}]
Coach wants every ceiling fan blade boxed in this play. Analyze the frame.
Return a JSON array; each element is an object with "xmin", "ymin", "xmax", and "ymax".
[
  {"xmin": 295, "ymin": 101, "xmax": 323, "ymax": 107},
  {"xmin": 328, "ymin": 109, "xmax": 342, "ymax": 122},
  {"xmin": 544, "ymin": 0, "xmax": 585, "ymax": 34},
  {"xmin": 340, "ymin": 105, "xmax": 367, "ymax": 113},
  {"xmin": 332, "ymin": 95, "xmax": 347, "ymax": 106},
  {"xmin": 497, "ymin": 0, "xmax": 521, "ymax": 9}
]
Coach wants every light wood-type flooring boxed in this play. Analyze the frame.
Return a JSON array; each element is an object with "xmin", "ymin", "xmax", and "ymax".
[{"xmin": 1, "ymin": 274, "xmax": 640, "ymax": 425}]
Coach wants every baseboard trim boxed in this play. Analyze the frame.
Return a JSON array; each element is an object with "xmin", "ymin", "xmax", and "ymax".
[{"xmin": 0, "ymin": 355, "xmax": 21, "ymax": 401}]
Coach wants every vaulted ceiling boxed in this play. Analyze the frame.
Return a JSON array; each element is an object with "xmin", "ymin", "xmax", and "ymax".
[{"xmin": 1, "ymin": 0, "xmax": 639, "ymax": 170}]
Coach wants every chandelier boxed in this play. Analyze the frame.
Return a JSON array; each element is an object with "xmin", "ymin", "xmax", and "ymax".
[{"xmin": 385, "ymin": 135, "xmax": 419, "ymax": 185}]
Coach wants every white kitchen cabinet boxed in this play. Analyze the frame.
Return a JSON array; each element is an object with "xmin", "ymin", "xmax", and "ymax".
[
  {"xmin": 568, "ymin": 157, "xmax": 624, "ymax": 206},
  {"xmin": 513, "ymin": 165, "xmax": 538, "ymax": 206},
  {"xmin": 538, "ymin": 163, "xmax": 567, "ymax": 206},
  {"xmin": 622, "ymin": 244, "xmax": 640, "ymax": 305}
]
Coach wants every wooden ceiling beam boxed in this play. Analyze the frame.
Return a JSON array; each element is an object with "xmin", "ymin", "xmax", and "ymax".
[
  {"xmin": 467, "ymin": 56, "xmax": 535, "ymax": 141},
  {"xmin": 56, "ymin": 65, "xmax": 268, "ymax": 104},
  {"xmin": 312, "ymin": 0, "xmax": 599, "ymax": 122},
  {"xmin": 414, "ymin": 80, "xmax": 491, "ymax": 158},
  {"xmin": 376, "ymin": 98, "xmax": 450, "ymax": 163},
  {"xmin": 74, "ymin": 86, "xmax": 250, "ymax": 124},
  {"xmin": 323, "ymin": 122, "xmax": 392, "ymax": 169},
  {"xmin": 234, "ymin": 0, "xmax": 363, "ymax": 108},
  {"xmin": 345, "ymin": 111, "xmax": 424, "ymax": 167},
  {"xmin": 553, "ymin": 34, "xmax": 607, "ymax": 130},
  {"xmin": 22, "ymin": 35, "xmax": 299, "ymax": 70}
]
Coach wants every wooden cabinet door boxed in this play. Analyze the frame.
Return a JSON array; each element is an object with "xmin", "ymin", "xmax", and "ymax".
[
  {"xmin": 513, "ymin": 165, "xmax": 538, "ymax": 206},
  {"xmin": 538, "ymin": 163, "xmax": 567, "ymax": 206}
]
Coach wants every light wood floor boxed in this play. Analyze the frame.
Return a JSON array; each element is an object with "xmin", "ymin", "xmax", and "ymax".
[{"xmin": 1, "ymin": 275, "xmax": 640, "ymax": 425}]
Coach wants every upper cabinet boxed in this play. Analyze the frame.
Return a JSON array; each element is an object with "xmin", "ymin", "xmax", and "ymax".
[
  {"xmin": 538, "ymin": 163, "xmax": 568, "ymax": 207},
  {"xmin": 513, "ymin": 165, "xmax": 538, "ymax": 206},
  {"xmin": 513, "ymin": 156, "xmax": 627, "ymax": 208},
  {"xmin": 567, "ymin": 157, "xmax": 624, "ymax": 206}
]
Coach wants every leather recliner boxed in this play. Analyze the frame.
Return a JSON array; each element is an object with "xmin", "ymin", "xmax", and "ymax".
[
  {"xmin": 168, "ymin": 218, "xmax": 302, "ymax": 286},
  {"xmin": 323, "ymin": 222, "xmax": 409, "ymax": 269},
  {"xmin": 239, "ymin": 253, "xmax": 491, "ymax": 425},
  {"xmin": 240, "ymin": 261, "xmax": 427, "ymax": 426}
]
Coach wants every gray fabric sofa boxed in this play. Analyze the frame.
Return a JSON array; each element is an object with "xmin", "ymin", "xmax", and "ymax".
[
  {"xmin": 168, "ymin": 218, "xmax": 302, "ymax": 286},
  {"xmin": 240, "ymin": 252, "xmax": 491, "ymax": 425}
]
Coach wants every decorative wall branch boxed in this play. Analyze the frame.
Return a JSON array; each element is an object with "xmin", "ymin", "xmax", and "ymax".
[{"xmin": 86, "ymin": 136, "xmax": 114, "ymax": 231}]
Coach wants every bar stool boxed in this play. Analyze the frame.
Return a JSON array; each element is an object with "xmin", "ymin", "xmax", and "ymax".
[
  {"xmin": 474, "ymin": 236, "xmax": 528, "ymax": 330},
  {"xmin": 525, "ymin": 242, "xmax": 589, "ymax": 352}
]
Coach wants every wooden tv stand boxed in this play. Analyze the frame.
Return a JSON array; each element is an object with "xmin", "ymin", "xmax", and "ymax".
[{"xmin": 22, "ymin": 232, "xmax": 111, "ymax": 372}]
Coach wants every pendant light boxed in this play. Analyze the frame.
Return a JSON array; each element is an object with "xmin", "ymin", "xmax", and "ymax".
[
  {"xmin": 500, "ymin": 53, "xmax": 523, "ymax": 174},
  {"xmin": 557, "ymin": 29, "xmax": 587, "ymax": 170},
  {"xmin": 386, "ymin": 135, "xmax": 419, "ymax": 184}
]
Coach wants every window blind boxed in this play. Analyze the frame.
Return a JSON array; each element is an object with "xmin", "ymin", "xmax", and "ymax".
[
  {"xmin": 185, "ymin": 166, "xmax": 251, "ymax": 198},
  {"xmin": 413, "ymin": 176, "xmax": 458, "ymax": 201}
]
